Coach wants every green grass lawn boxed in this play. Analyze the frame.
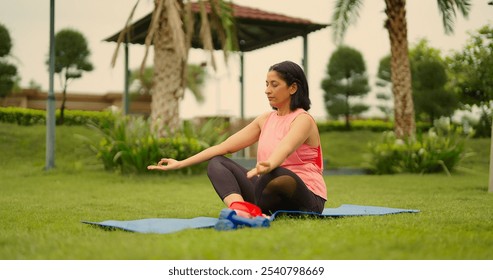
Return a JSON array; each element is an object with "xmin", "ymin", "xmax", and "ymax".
[{"xmin": 0, "ymin": 123, "xmax": 492, "ymax": 260}]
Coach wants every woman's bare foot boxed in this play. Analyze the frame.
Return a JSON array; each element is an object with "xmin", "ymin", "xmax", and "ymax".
[{"xmin": 233, "ymin": 208, "xmax": 253, "ymax": 218}]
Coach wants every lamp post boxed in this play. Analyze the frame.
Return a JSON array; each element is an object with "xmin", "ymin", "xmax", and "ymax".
[
  {"xmin": 46, "ymin": 0, "xmax": 56, "ymax": 170},
  {"xmin": 489, "ymin": 0, "xmax": 493, "ymax": 192}
]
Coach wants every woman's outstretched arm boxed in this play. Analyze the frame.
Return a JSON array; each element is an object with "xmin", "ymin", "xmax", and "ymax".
[{"xmin": 147, "ymin": 113, "xmax": 268, "ymax": 171}]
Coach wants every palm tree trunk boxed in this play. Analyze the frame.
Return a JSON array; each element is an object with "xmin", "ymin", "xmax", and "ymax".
[
  {"xmin": 385, "ymin": 0, "xmax": 415, "ymax": 138},
  {"xmin": 151, "ymin": 1, "xmax": 185, "ymax": 137}
]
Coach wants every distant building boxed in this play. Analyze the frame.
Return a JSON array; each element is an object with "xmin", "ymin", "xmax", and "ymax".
[{"xmin": 1, "ymin": 89, "xmax": 151, "ymax": 116}]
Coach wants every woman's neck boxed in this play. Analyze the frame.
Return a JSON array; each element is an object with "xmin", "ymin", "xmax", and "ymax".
[{"xmin": 276, "ymin": 107, "xmax": 292, "ymax": 116}]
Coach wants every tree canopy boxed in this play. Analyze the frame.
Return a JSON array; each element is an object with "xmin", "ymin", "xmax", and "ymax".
[
  {"xmin": 375, "ymin": 55, "xmax": 393, "ymax": 119},
  {"xmin": 48, "ymin": 28, "xmax": 93, "ymax": 124},
  {"xmin": 446, "ymin": 24, "xmax": 493, "ymax": 106},
  {"xmin": 377, "ymin": 40, "xmax": 460, "ymax": 124},
  {"xmin": 321, "ymin": 45, "xmax": 370, "ymax": 128},
  {"xmin": 0, "ymin": 23, "xmax": 13, "ymax": 57},
  {"xmin": 0, "ymin": 22, "xmax": 18, "ymax": 98},
  {"xmin": 410, "ymin": 40, "xmax": 459, "ymax": 123},
  {"xmin": 52, "ymin": 29, "xmax": 93, "ymax": 77}
]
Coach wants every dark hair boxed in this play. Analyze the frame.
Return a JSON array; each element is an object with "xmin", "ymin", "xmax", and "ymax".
[{"xmin": 268, "ymin": 60, "xmax": 311, "ymax": 111}]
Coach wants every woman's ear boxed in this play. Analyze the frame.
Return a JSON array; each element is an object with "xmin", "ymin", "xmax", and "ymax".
[{"xmin": 289, "ymin": 83, "xmax": 298, "ymax": 95}]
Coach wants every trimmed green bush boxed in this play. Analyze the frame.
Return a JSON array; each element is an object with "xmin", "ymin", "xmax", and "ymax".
[
  {"xmin": 0, "ymin": 107, "xmax": 114, "ymax": 126},
  {"xmin": 0, "ymin": 107, "xmax": 45, "ymax": 125},
  {"xmin": 316, "ymin": 119, "xmax": 432, "ymax": 133},
  {"xmin": 63, "ymin": 109, "xmax": 115, "ymax": 126}
]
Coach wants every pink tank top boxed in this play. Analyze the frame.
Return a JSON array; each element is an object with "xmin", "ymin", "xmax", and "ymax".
[{"xmin": 257, "ymin": 109, "xmax": 327, "ymax": 200}]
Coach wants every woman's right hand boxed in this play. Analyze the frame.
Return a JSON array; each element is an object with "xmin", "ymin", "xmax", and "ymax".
[{"xmin": 147, "ymin": 158, "xmax": 181, "ymax": 171}]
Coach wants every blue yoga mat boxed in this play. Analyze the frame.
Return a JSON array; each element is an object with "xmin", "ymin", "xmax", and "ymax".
[{"xmin": 82, "ymin": 204, "xmax": 419, "ymax": 234}]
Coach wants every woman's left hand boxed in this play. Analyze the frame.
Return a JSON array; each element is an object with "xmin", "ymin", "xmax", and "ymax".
[
  {"xmin": 147, "ymin": 158, "xmax": 181, "ymax": 171},
  {"xmin": 247, "ymin": 161, "xmax": 272, "ymax": 178}
]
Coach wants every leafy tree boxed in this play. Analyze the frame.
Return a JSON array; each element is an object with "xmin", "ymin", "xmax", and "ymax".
[
  {"xmin": 130, "ymin": 66, "xmax": 154, "ymax": 96},
  {"xmin": 375, "ymin": 55, "xmax": 393, "ymax": 119},
  {"xmin": 130, "ymin": 63, "xmax": 206, "ymax": 104},
  {"xmin": 446, "ymin": 24, "xmax": 493, "ymax": 137},
  {"xmin": 331, "ymin": 0, "xmax": 471, "ymax": 138},
  {"xmin": 410, "ymin": 39, "xmax": 459, "ymax": 124},
  {"xmin": 0, "ymin": 23, "xmax": 12, "ymax": 56},
  {"xmin": 321, "ymin": 46, "xmax": 370, "ymax": 129},
  {"xmin": 114, "ymin": 0, "xmax": 238, "ymax": 136},
  {"xmin": 446, "ymin": 24, "xmax": 493, "ymax": 106},
  {"xmin": 377, "ymin": 40, "xmax": 459, "ymax": 124},
  {"xmin": 48, "ymin": 28, "xmax": 93, "ymax": 124},
  {"xmin": 185, "ymin": 63, "xmax": 207, "ymax": 104},
  {"xmin": 0, "ymin": 23, "xmax": 18, "ymax": 98},
  {"xmin": 413, "ymin": 60, "xmax": 458, "ymax": 123}
]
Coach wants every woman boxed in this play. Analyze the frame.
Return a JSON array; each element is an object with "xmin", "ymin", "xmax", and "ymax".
[{"xmin": 148, "ymin": 61, "xmax": 327, "ymax": 217}]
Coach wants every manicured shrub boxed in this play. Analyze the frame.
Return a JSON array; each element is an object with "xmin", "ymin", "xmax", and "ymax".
[
  {"xmin": 0, "ymin": 107, "xmax": 114, "ymax": 126},
  {"xmin": 0, "ymin": 107, "xmax": 45, "ymax": 125},
  {"xmin": 316, "ymin": 119, "xmax": 431, "ymax": 133}
]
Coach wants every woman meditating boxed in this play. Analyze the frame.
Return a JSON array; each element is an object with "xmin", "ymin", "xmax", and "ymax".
[{"xmin": 148, "ymin": 61, "xmax": 327, "ymax": 218}]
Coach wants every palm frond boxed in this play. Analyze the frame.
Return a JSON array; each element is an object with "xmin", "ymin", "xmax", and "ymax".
[
  {"xmin": 140, "ymin": 0, "xmax": 164, "ymax": 73},
  {"xmin": 110, "ymin": 0, "xmax": 141, "ymax": 68},
  {"xmin": 331, "ymin": 0, "xmax": 364, "ymax": 45},
  {"xmin": 198, "ymin": 0, "xmax": 217, "ymax": 70},
  {"xmin": 165, "ymin": 0, "xmax": 187, "ymax": 60},
  {"xmin": 183, "ymin": 1, "xmax": 194, "ymax": 50},
  {"xmin": 217, "ymin": 0, "xmax": 239, "ymax": 51},
  {"xmin": 209, "ymin": 0, "xmax": 239, "ymax": 62},
  {"xmin": 181, "ymin": 1, "xmax": 194, "ymax": 91},
  {"xmin": 436, "ymin": 0, "xmax": 471, "ymax": 34}
]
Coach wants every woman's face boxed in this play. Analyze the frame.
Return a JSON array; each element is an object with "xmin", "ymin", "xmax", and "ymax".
[{"xmin": 265, "ymin": 70, "xmax": 297, "ymax": 109}]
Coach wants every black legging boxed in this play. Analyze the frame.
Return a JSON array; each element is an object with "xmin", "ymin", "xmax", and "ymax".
[{"xmin": 207, "ymin": 156, "xmax": 325, "ymax": 214}]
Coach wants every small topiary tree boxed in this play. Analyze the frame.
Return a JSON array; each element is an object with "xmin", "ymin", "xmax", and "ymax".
[
  {"xmin": 0, "ymin": 22, "xmax": 18, "ymax": 98},
  {"xmin": 47, "ymin": 28, "xmax": 93, "ymax": 124},
  {"xmin": 321, "ymin": 45, "xmax": 370, "ymax": 129}
]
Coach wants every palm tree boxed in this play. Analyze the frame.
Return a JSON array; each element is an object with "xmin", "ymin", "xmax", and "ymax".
[
  {"xmin": 114, "ymin": 0, "xmax": 237, "ymax": 137},
  {"xmin": 331, "ymin": 0, "xmax": 471, "ymax": 138}
]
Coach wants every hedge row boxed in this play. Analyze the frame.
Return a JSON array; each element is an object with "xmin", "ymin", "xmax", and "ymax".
[
  {"xmin": 0, "ymin": 107, "xmax": 115, "ymax": 126},
  {"xmin": 316, "ymin": 119, "xmax": 432, "ymax": 133},
  {"xmin": 1, "ymin": 107, "xmax": 434, "ymax": 132}
]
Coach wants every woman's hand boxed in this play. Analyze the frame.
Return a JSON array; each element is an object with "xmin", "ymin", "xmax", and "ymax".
[
  {"xmin": 247, "ymin": 161, "xmax": 272, "ymax": 178},
  {"xmin": 147, "ymin": 158, "xmax": 181, "ymax": 171}
]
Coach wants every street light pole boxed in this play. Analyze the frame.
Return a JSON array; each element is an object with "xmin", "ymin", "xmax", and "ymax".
[
  {"xmin": 489, "ymin": 0, "xmax": 493, "ymax": 192},
  {"xmin": 46, "ymin": 0, "xmax": 56, "ymax": 170},
  {"xmin": 489, "ymin": 119, "xmax": 493, "ymax": 193}
]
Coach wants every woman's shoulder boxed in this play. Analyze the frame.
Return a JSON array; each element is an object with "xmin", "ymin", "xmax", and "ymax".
[
  {"xmin": 254, "ymin": 111, "xmax": 274, "ymax": 128},
  {"xmin": 291, "ymin": 111, "xmax": 315, "ymax": 126},
  {"xmin": 291, "ymin": 109, "xmax": 314, "ymax": 122},
  {"xmin": 257, "ymin": 111, "xmax": 275, "ymax": 120}
]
